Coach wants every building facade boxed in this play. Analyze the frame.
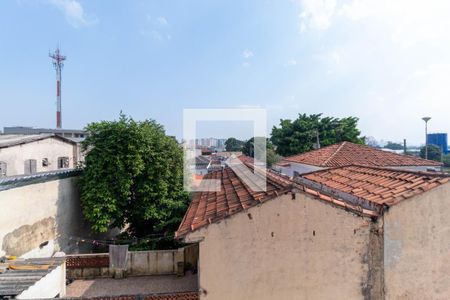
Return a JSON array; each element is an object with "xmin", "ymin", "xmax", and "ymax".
[
  {"xmin": 0, "ymin": 134, "xmax": 80, "ymax": 177},
  {"xmin": 427, "ymin": 133, "xmax": 448, "ymax": 154},
  {"xmin": 177, "ymin": 160, "xmax": 450, "ymax": 299},
  {"xmin": 3, "ymin": 126, "xmax": 87, "ymax": 139}
]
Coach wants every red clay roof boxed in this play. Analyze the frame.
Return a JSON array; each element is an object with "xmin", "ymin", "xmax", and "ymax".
[
  {"xmin": 176, "ymin": 161, "xmax": 293, "ymax": 237},
  {"xmin": 177, "ymin": 157, "xmax": 449, "ymax": 237},
  {"xmin": 301, "ymin": 165, "xmax": 450, "ymax": 206},
  {"xmin": 282, "ymin": 142, "xmax": 442, "ymax": 167}
]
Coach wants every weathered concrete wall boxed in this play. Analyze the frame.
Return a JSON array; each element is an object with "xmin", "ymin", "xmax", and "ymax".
[
  {"xmin": 278, "ymin": 163, "xmax": 325, "ymax": 177},
  {"xmin": 385, "ymin": 165, "xmax": 442, "ymax": 172},
  {"xmin": 185, "ymin": 193, "xmax": 380, "ymax": 300},
  {"xmin": 0, "ymin": 174, "xmax": 92, "ymax": 258},
  {"xmin": 384, "ymin": 183, "xmax": 450, "ymax": 299},
  {"xmin": 67, "ymin": 249, "xmax": 186, "ymax": 279},
  {"xmin": 0, "ymin": 137, "xmax": 77, "ymax": 176}
]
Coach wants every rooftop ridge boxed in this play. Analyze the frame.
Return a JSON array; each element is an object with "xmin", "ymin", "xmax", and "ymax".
[
  {"xmin": 281, "ymin": 141, "xmax": 442, "ymax": 167},
  {"xmin": 298, "ymin": 164, "xmax": 450, "ymax": 178},
  {"xmin": 321, "ymin": 141, "xmax": 347, "ymax": 166}
]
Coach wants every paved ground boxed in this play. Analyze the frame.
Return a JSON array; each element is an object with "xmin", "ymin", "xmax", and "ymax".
[{"xmin": 65, "ymin": 273, "xmax": 198, "ymax": 298}]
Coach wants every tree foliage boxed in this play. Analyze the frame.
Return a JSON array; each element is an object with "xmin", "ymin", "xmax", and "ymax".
[
  {"xmin": 242, "ymin": 137, "xmax": 281, "ymax": 167},
  {"xmin": 384, "ymin": 141, "xmax": 403, "ymax": 150},
  {"xmin": 443, "ymin": 154, "xmax": 450, "ymax": 167},
  {"xmin": 271, "ymin": 113, "xmax": 364, "ymax": 157},
  {"xmin": 225, "ymin": 137, "xmax": 245, "ymax": 151},
  {"xmin": 80, "ymin": 114, "xmax": 189, "ymax": 238},
  {"xmin": 420, "ymin": 144, "xmax": 442, "ymax": 162}
]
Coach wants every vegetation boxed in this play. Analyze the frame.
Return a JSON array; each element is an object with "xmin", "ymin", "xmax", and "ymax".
[
  {"xmin": 443, "ymin": 154, "xmax": 450, "ymax": 167},
  {"xmin": 242, "ymin": 137, "xmax": 282, "ymax": 167},
  {"xmin": 271, "ymin": 113, "xmax": 364, "ymax": 157},
  {"xmin": 419, "ymin": 144, "xmax": 442, "ymax": 162},
  {"xmin": 225, "ymin": 137, "xmax": 245, "ymax": 151},
  {"xmin": 384, "ymin": 141, "xmax": 404, "ymax": 150},
  {"xmin": 79, "ymin": 114, "xmax": 189, "ymax": 246}
]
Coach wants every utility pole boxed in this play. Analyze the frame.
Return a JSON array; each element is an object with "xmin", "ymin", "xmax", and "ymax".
[
  {"xmin": 315, "ymin": 130, "xmax": 321, "ymax": 149},
  {"xmin": 422, "ymin": 117, "xmax": 431, "ymax": 160},
  {"xmin": 49, "ymin": 47, "xmax": 66, "ymax": 129}
]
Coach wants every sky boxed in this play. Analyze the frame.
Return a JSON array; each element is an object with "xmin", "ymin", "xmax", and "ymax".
[{"xmin": 1, "ymin": 0, "xmax": 450, "ymax": 145}]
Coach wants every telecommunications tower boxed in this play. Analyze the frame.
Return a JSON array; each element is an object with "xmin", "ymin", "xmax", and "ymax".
[{"xmin": 49, "ymin": 47, "xmax": 66, "ymax": 128}]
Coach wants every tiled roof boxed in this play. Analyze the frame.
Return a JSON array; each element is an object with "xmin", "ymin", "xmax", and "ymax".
[
  {"xmin": 176, "ymin": 159, "xmax": 293, "ymax": 237},
  {"xmin": 301, "ymin": 165, "xmax": 450, "ymax": 206},
  {"xmin": 177, "ymin": 157, "xmax": 450, "ymax": 238},
  {"xmin": 282, "ymin": 142, "xmax": 442, "ymax": 167}
]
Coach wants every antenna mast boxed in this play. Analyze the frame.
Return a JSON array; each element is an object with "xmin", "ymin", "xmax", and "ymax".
[{"xmin": 49, "ymin": 47, "xmax": 66, "ymax": 128}]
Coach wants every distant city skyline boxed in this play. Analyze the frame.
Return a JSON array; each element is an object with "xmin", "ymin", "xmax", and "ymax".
[{"xmin": 1, "ymin": 1, "xmax": 450, "ymax": 145}]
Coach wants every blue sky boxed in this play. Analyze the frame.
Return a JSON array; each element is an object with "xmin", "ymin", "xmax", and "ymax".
[{"xmin": 1, "ymin": 0, "xmax": 450, "ymax": 144}]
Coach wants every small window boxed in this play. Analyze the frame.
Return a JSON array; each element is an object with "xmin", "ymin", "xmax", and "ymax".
[
  {"xmin": 24, "ymin": 159, "xmax": 37, "ymax": 175},
  {"xmin": 0, "ymin": 161, "xmax": 7, "ymax": 177},
  {"xmin": 42, "ymin": 158, "xmax": 49, "ymax": 167},
  {"xmin": 58, "ymin": 157, "xmax": 70, "ymax": 169}
]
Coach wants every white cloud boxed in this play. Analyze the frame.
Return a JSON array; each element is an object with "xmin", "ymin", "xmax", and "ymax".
[
  {"xmin": 242, "ymin": 49, "xmax": 254, "ymax": 59},
  {"xmin": 297, "ymin": 0, "xmax": 337, "ymax": 31},
  {"xmin": 143, "ymin": 15, "xmax": 171, "ymax": 41},
  {"xmin": 156, "ymin": 16, "xmax": 168, "ymax": 26},
  {"xmin": 286, "ymin": 59, "xmax": 297, "ymax": 66},
  {"xmin": 48, "ymin": 0, "xmax": 96, "ymax": 28}
]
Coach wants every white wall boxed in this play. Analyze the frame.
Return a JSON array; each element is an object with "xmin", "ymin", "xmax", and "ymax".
[
  {"xmin": 0, "ymin": 175, "xmax": 91, "ymax": 257},
  {"xmin": 17, "ymin": 264, "xmax": 66, "ymax": 299},
  {"xmin": 0, "ymin": 137, "xmax": 77, "ymax": 176},
  {"xmin": 277, "ymin": 162, "xmax": 325, "ymax": 177}
]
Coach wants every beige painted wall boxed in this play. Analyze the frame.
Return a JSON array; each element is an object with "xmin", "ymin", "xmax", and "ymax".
[
  {"xmin": 0, "ymin": 137, "xmax": 77, "ymax": 176},
  {"xmin": 0, "ymin": 176, "xmax": 91, "ymax": 257},
  {"xmin": 185, "ymin": 193, "xmax": 378, "ymax": 300},
  {"xmin": 384, "ymin": 183, "xmax": 450, "ymax": 299}
]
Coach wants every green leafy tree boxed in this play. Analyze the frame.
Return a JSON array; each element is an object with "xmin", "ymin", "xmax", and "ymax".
[
  {"xmin": 271, "ymin": 113, "xmax": 363, "ymax": 157},
  {"xmin": 80, "ymin": 114, "xmax": 189, "ymax": 238},
  {"xmin": 242, "ymin": 137, "xmax": 281, "ymax": 167},
  {"xmin": 225, "ymin": 137, "xmax": 244, "ymax": 151},
  {"xmin": 420, "ymin": 144, "xmax": 442, "ymax": 162},
  {"xmin": 443, "ymin": 154, "xmax": 450, "ymax": 167},
  {"xmin": 384, "ymin": 141, "xmax": 403, "ymax": 150}
]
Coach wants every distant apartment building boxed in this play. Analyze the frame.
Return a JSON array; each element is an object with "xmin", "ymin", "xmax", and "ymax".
[
  {"xmin": 3, "ymin": 126, "xmax": 87, "ymax": 139},
  {"xmin": 0, "ymin": 134, "xmax": 80, "ymax": 177},
  {"xmin": 428, "ymin": 133, "xmax": 448, "ymax": 154}
]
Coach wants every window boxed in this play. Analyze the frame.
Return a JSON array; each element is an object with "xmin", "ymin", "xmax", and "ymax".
[
  {"xmin": 0, "ymin": 161, "xmax": 7, "ymax": 177},
  {"xmin": 24, "ymin": 159, "xmax": 37, "ymax": 175},
  {"xmin": 58, "ymin": 157, "xmax": 70, "ymax": 169},
  {"xmin": 42, "ymin": 158, "xmax": 49, "ymax": 167}
]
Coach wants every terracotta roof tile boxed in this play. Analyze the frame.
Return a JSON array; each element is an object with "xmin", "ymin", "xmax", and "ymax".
[
  {"xmin": 301, "ymin": 165, "xmax": 450, "ymax": 206},
  {"xmin": 176, "ymin": 159, "xmax": 293, "ymax": 237},
  {"xmin": 281, "ymin": 142, "xmax": 442, "ymax": 167}
]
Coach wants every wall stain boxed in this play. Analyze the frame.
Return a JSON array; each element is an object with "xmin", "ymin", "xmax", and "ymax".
[{"xmin": 2, "ymin": 217, "xmax": 55, "ymax": 256}]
